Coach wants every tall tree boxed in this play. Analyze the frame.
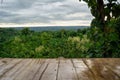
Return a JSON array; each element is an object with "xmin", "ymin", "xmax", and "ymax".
[
  {"xmin": 79, "ymin": 0, "xmax": 120, "ymax": 31},
  {"xmin": 80, "ymin": 0, "xmax": 120, "ymax": 57}
]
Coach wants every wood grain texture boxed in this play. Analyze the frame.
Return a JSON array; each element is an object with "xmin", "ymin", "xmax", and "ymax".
[{"xmin": 0, "ymin": 58, "xmax": 119, "ymax": 80}]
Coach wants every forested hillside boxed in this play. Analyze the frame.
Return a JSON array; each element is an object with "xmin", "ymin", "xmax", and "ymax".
[{"xmin": 0, "ymin": 27, "xmax": 119, "ymax": 58}]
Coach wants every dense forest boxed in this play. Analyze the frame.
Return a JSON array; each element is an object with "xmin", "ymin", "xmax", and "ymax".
[
  {"xmin": 0, "ymin": 0, "xmax": 120, "ymax": 58},
  {"xmin": 0, "ymin": 26, "xmax": 119, "ymax": 58}
]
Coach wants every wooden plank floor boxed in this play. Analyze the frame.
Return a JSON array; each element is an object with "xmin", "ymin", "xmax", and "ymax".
[{"xmin": 0, "ymin": 58, "xmax": 119, "ymax": 80}]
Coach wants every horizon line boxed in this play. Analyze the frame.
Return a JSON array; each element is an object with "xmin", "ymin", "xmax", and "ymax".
[{"xmin": 0, "ymin": 25, "xmax": 90, "ymax": 28}]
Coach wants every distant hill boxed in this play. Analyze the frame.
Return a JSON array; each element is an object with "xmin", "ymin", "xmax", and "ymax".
[{"xmin": 6, "ymin": 26, "xmax": 89, "ymax": 32}]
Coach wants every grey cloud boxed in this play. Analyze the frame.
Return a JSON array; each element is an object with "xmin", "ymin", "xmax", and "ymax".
[
  {"xmin": 60, "ymin": 3, "xmax": 89, "ymax": 13},
  {"xmin": 0, "ymin": 10, "xmax": 17, "ymax": 17},
  {"xmin": 0, "ymin": 14, "xmax": 51, "ymax": 24},
  {"xmin": 0, "ymin": 0, "xmax": 37, "ymax": 11},
  {"xmin": 49, "ymin": 13, "xmax": 92, "ymax": 21},
  {"xmin": 0, "ymin": 0, "xmax": 92, "ymax": 24},
  {"xmin": 39, "ymin": 0, "xmax": 65, "ymax": 3}
]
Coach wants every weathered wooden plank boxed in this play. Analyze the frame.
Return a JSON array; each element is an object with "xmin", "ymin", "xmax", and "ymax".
[
  {"xmin": 21, "ymin": 59, "xmax": 42, "ymax": 80},
  {"xmin": 0, "ymin": 59, "xmax": 22, "ymax": 79},
  {"xmin": 12, "ymin": 59, "xmax": 37, "ymax": 80},
  {"xmin": 32, "ymin": 59, "xmax": 50, "ymax": 80},
  {"xmin": 83, "ymin": 59, "xmax": 120, "ymax": 80},
  {"xmin": 0, "ymin": 59, "xmax": 27, "ymax": 80},
  {"xmin": 0, "ymin": 59, "xmax": 32, "ymax": 80},
  {"xmin": 100, "ymin": 59, "xmax": 120, "ymax": 78},
  {"xmin": 72, "ymin": 59, "xmax": 95, "ymax": 80},
  {"xmin": 22, "ymin": 59, "xmax": 57, "ymax": 80},
  {"xmin": 0, "ymin": 58, "xmax": 13, "ymax": 68},
  {"xmin": 57, "ymin": 58, "xmax": 78, "ymax": 80},
  {"xmin": 0, "ymin": 58, "xmax": 119, "ymax": 80},
  {"xmin": 0, "ymin": 59, "xmax": 31, "ymax": 80},
  {"xmin": 13, "ymin": 59, "xmax": 34, "ymax": 80},
  {"xmin": 40, "ymin": 59, "xmax": 59, "ymax": 80}
]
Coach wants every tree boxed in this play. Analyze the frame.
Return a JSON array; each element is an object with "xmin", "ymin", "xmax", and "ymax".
[
  {"xmin": 21, "ymin": 28, "xmax": 31, "ymax": 35},
  {"xmin": 79, "ymin": 0, "xmax": 120, "ymax": 32},
  {"xmin": 80, "ymin": 0, "xmax": 120, "ymax": 57}
]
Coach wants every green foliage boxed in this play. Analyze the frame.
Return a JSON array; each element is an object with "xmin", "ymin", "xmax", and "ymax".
[
  {"xmin": 79, "ymin": 0, "xmax": 120, "ymax": 57},
  {"xmin": 0, "ymin": 28, "xmax": 93, "ymax": 58},
  {"xmin": 88, "ymin": 24, "xmax": 120, "ymax": 57},
  {"xmin": 80, "ymin": 0, "xmax": 120, "ymax": 28},
  {"xmin": 0, "ymin": 26, "xmax": 119, "ymax": 58},
  {"xmin": 21, "ymin": 27, "xmax": 32, "ymax": 35}
]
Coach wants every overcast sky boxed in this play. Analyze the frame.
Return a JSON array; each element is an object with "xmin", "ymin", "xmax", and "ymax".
[{"xmin": 0, "ymin": 0, "xmax": 118, "ymax": 27}]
